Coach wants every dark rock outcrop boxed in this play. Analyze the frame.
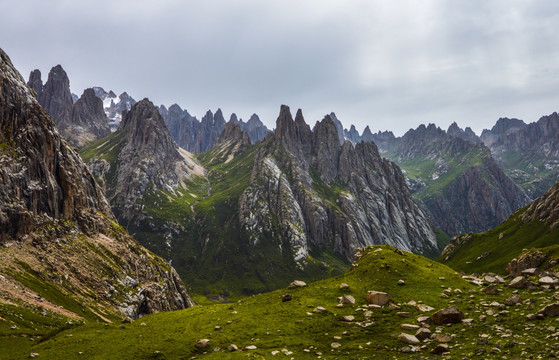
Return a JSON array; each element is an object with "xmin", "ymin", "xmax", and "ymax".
[
  {"xmin": 36, "ymin": 65, "xmax": 73, "ymax": 124},
  {"xmin": 0, "ymin": 47, "xmax": 192, "ymax": 319},
  {"xmin": 447, "ymin": 122, "xmax": 481, "ymax": 144}
]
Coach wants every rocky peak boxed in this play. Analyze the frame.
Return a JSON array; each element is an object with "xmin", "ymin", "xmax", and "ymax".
[
  {"xmin": 216, "ymin": 121, "xmax": 251, "ymax": 151},
  {"xmin": 58, "ymin": 88, "xmax": 111, "ymax": 147},
  {"xmin": 328, "ymin": 112, "xmax": 346, "ymax": 145},
  {"xmin": 447, "ymin": 122, "xmax": 481, "ymax": 144},
  {"xmin": 229, "ymin": 113, "xmax": 239, "ymax": 123},
  {"xmin": 313, "ymin": 114, "xmax": 343, "ymax": 183},
  {"xmin": 27, "ymin": 69, "xmax": 42, "ymax": 99},
  {"xmin": 344, "ymin": 124, "xmax": 361, "ymax": 143},
  {"xmin": 39, "ymin": 65, "xmax": 73, "ymax": 124},
  {"xmin": 361, "ymin": 125, "xmax": 374, "ymax": 142},
  {"xmin": 274, "ymin": 105, "xmax": 312, "ymax": 155},
  {"xmin": 522, "ymin": 180, "xmax": 559, "ymax": 230}
]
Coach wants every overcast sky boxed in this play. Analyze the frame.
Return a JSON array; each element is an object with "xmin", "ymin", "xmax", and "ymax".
[{"xmin": 2, "ymin": 0, "xmax": 559, "ymax": 135}]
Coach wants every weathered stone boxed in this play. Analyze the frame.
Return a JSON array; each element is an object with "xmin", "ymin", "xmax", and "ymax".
[
  {"xmin": 366, "ymin": 291, "xmax": 390, "ymax": 306},
  {"xmin": 538, "ymin": 303, "xmax": 559, "ymax": 317},
  {"xmin": 339, "ymin": 283, "xmax": 350, "ymax": 289},
  {"xmin": 289, "ymin": 280, "xmax": 307, "ymax": 288},
  {"xmin": 339, "ymin": 295, "xmax": 356, "ymax": 305},
  {"xmin": 339, "ymin": 315, "xmax": 355, "ymax": 322},
  {"xmin": 539, "ymin": 276, "xmax": 558, "ymax": 286},
  {"xmin": 431, "ymin": 306, "xmax": 464, "ymax": 325},
  {"xmin": 504, "ymin": 295, "xmax": 522, "ymax": 306},
  {"xmin": 282, "ymin": 294, "xmax": 292, "ymax": 302},
  {"xmin": 415, "ymin": 328, "xmax": 431, "ymax": 340},
  {"xmin": 245, "ymin": 345, "xmax": 257, "ymax": 350},
  {"xmin": 508, "ymin": 276, "xmax": 526, "ymax": 289},
  {"xmin": 433, "ymin": 334, "xmax": 453, "ymax": 342},
  {"xmin": 314, "ymin": 306, "xmax": 327, "ymax": 313},
  {"xmin": 398, "ymin": 333, "xmax": 420, "ymax": 345},
  {"xmin": 196, "ymin": 339, "xmax": 210, "ymax": 349},
  {"xmin": 227, "ymin": 344, "xmax": 238, "ymax": 352},
  {"xmin": 432, "ymin": 343, "xmax": 449, "ymax": 354},
  {"xmin": 401, "ymin": 324, "xmax": 420, "ymax": 331}
]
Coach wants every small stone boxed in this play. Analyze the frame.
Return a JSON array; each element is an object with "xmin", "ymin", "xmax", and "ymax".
[
  {"xmin": 508, "ymin": 276, "xmax": 526, "ymax": 289},
  {"xmin": 339, "ymin": 315, "xmax": 355, "ymax": 322},
  {"xmin": 228, "ymin": 344, "xmax": 238, "ymax": 352},
  {"xmin": 271, "ymin": 350, "xmax": 280, "ymax": 355},
  {"xmin": 245, "ymin": 345, "xmax": 257, "ymax": 350},
  {"xmin": 398, "ymin": 333, "xmax": 420, "ymax": 344},
  {"xmin": 539, "ymin": 276, "xmax": 558, "ymax": 286},
  {"xmin": 417, "ymin": 315, "xmax": 432, "ymax": 324},
  {"xmin": 401, "ymin": 324, "xmax": 420, "ymax": 331},
  {"xmin": 289, "ymin": 280, "xmax": 307, "ymax": 288},
  {"xmin": 282, "ymin": 294, "xmax": 292, "ymax": 302},
  {"xmin": 29, "ymin": 354, "xmax": 40, "ymax": 358},
  {"xmin": 432, "ymin": 343, "xmax": 449, "ymax": 354},
  {"xmin": 339, "ymin": 294, "xmax": 355, "ymax": 305},
  {"xmin": 196, "ymin": 339, "xmax": 210, "ymax": 349},
  {"xmin": 431, "ymin": 306, "xmax": 464, "ymax": 325},
  {"xmin": 314, "ymin": 306, "xmax": 327, "ymax": 313},
  {"xmin": 416, "ymin": 304, "xmax": 434, "ymax": 312},
  {"xmin": 522, "ymin": 268, "xmax": 540, "ymax": 276},
  {"xmin": 415, "ymin": 328, "xmax": 431, "ymax": 340},
  {"xmin": 214, "ymin": 326, "xmax": 221, "ymax": 330},
  {"xmin": 397, "ymin": 279, "xmax": 405, "ymax": 286},
  {"xmin": 504, "ymin": 294, "xmax": 522, "ymax": 306},
  {"xmin": 538, "ymin": 303, "xmax": 559, "ymax": 317},
  {"xmin": 397, "ymin": 312, "xmax": 412, "ymax": 318},
  {"xmin": 339, "ymin": 283, "xmax": 350, "ymax": 289},
  {"xmin": 121, "ymin": 317, "xmax": 132, "ymax": 324},
  {"xmin": 331, "ymin": 342, "xmax": 341, "ymax": 349},
  {"xmin": 433, "ymin": 334, "xmax": 453, "ymax": 342},
  {"xmin": 366, "ymin": 291, "xmax": 390, "ymax": 306},
  {"xmin": 140, "ymin": 323, "xmax": 146, "ymax": 326}
]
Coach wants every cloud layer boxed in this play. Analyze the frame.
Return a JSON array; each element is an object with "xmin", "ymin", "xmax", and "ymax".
[{"xmin": 2, "ymin": 0, "xmax": 559, "ymax": 135}]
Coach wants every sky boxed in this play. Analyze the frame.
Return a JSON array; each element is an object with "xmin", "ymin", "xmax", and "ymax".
[{"xmin": 2, "ymin": 0, "xmax": 559, "ymax": 136}]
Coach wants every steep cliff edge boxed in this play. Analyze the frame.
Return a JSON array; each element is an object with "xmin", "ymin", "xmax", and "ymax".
[{"xmin": 0, "ymin": 48, "xmax": 192, "ymax": 326}]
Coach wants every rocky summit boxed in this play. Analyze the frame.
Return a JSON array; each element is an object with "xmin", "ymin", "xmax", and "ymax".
[
  {"xmin": 28, "ymin": 66, "xmax": 111, "ymax": 146},
  {"xmin": 0, "ymin": 47, "xmax": 192, "ymax": 329}
]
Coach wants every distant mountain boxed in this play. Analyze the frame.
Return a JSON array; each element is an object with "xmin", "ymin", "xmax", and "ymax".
[
  {"xmin": 27, "ymin": 66, "xmax": 111, "ymax": 146},
  {"xmin": 481, "ymin": 114, "xmax": 559, "ymax": 197},
  {"xmin": 368, "ymin": 124, "xmax": 530, "ymax": 236},
  {"xmin": 160, "ymin": 104, "xmax": 269, "ymax": 153},
  {"xmin": 0, "ymin": 47, "xmax": 192, "ymax": 329},
  {"xmin": 446, "ymin": 122, "xmax": 481, "ymax": 144},
  {"xmin": 82, "ymin": 103, "xmax": 440, "ymax": 298},
  {"xmin": 92, "ymin": 86, "xmax": 137, "ymax": 132}
]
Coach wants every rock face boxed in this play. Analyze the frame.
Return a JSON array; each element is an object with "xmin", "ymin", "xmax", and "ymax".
[
  {"xmin": 446, "ymin": 122, "xmax": 481, "ymax": 144},
  {"xmin": 28, "ymin": 66, "xmax": 111, "ymax": 146},
  {"xmin": 239, "ymin": 105, "xmax": 439, "ymax": 260},
  {"xmin": 230, "ymin": 113, "xmax": 270, "ymax": 143},
  {"xmin": 521, "ymin": 181, "xmax": 559, "ymax": 229},
  {"xmin": 90, "ymin": 98, "xmax": 200, "ymax": 222},
  {"xmin": 480, "ymin": 117, "xmax": 526, "ymax": 148},
  {"xmin": 0, "ymin": 47, "xmax": 192, "ymax": 319},
  {"xmin": 366, "ymin": 123, "xmax": 530, "ymax": 236}
]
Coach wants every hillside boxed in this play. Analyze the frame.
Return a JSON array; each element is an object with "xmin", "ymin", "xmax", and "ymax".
[
  {"xmin": 6, "ymin": 244, "xmax": 559, "ymax": 359},
  {"xmin": 440, "ymin": 180, "xmax": 559, "ymax": 275}
]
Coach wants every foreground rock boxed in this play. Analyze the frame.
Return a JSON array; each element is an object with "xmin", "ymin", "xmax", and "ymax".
[
  {"xmin": 367, "ymin": 291, "xmax": 390, "ymax": 306},
  {"xmin": 431, "ymin": 306, "xmax": 464, "ymax": 325}
]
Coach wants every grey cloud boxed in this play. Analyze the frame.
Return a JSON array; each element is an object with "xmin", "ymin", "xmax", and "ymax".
[{"xmin": 2, "ymin": 0, "xmax": 559, "ymax": 135}]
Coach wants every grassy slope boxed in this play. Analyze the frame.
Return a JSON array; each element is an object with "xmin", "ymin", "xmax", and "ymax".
[
  {"xmin": 440, "ymin": 206, "xmax": 559, "ymax": 274},
  {"xmin": 2, "ymin": 245, "xmax": 475, "ymax": 359}
]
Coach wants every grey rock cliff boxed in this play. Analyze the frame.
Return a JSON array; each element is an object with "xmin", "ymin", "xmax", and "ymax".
[{"xmin": 0, "ymin": 47, "xmax": 193, "ymax": 319}]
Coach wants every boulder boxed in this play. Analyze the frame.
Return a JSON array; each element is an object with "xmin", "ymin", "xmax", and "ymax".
[
  {"xmin": 538, "ymin": 303, "xmax": 559, "ymax": 317},
  {"xmin": 415, "ymin": 328, "xmax": 431, "ymax": 340},
  {"xmin": 289, "ymin": 280, "xmax": 307, "ymax": 288},
  {"xmin": 508, "ymin": 276, "xmax": 526, "ymax": 289},
  {"xmin": 398, "ymin": 333, "xmax": 420, "ymax": 345},
  {"xmin": 282, "ymin": 294, "xmax": 292, "ymax": 302},
  {"xmin": 366, "ymin": 291, "xmax": 390, "ymax": 306},
  {"xmin": 431, "ymin": 306, "xmax": 464, "ymax": 325},
  {"xmin": 195, "ymin": 339, "xmax": 210, "ymax": 349},
  {"xmin": 538, "ymin": 276, "xmax": 558, "ymax": 286},
  {"xmin": 339, "ymin": 294, "xmax": 355, "ymax": 305}
]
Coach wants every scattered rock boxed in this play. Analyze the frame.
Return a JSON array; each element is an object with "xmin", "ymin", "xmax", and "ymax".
[
  {"xmin": 401, "ymin": 324, "xmax": 420, "ymax": 331},
  {"xmin": 245, "ymin": 345, "xmax": 257, "ymax": 350},
  {"xmin": 539, "ymin": 276, "xmax": 558, "ymax": 286},
  {"xmin": 538, "ymin": 303, "xmax": 559, "ymax": 317},
  {"xmin": 314, "ymin": 306, "xmax": 327, "ymax": 313},
  {"xmin": 522, "ymin": 268, "xmax": 541, "ymax": 276},
  {"xmin": 339, "ymin": 283, "xmax": 350, "ymax": 289},
  {"xmin": 331, "ymin": 342, "xmax": 341, "ymax": 349},
  {"xmin": 483, "ymin": 285, "xmax": 499, "ymax": 295},
  {"xmin": 196, "ymin": 339, "xmax": 210, "ymax": 349},
  {"xmin": 398, "ymin": 333, "xmax": 420, "ymax": 345},
  {"xmin": 228, "ymin": 344, "xmax": 238, "ymax": 352},
  {"xmin": 415, "ymin": 328, "xmax": 431, "ymax": 340},
  {"xmin": 289, "ymin": 280, "xmax": 307, "ymax": 288},
  {"xmin": 339, "ymin": 295, "xmax": 355, "ymax": 305},
  {"xmin": 433, "ymin": 334, "xmax": 453, "ymax": 342},
  {"xmin": 339, "ymin": 315, "xmax": 355, "ymax": 322},
  {"xmin": 431, "ymin": 306, "xmax": 464, "ymax": 325},
  {"xmin": 397, "ymin": 279, "xmax": 405, "ymax": 286},
  {"xmin": 508, "ymin": 276, "xmax": 526, "ymax": 289},
  {"xmin": 504, "ymin": 294, "xmax": 522, "ymax": 306},
  {"xmin": 416, "ymin": 304, "xmax": 434, "ymax": 312},
  {"xmin": 282, "ymin": 294, "xmax": 292, "ymax": 302},
  {"xmin": 432, "ymin": 343, "xmax": 449, "ymax": 354},
  {"xmin": 366, "ymin": 291, "xmax": 390, "ymax": 306},
  {"xmin": 29, "ymin": 354, "xmax": 40, "ymax": 358},
  {"xmin": 397, "ymin": 312, "xmax": 412, "ymax": 318}
]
